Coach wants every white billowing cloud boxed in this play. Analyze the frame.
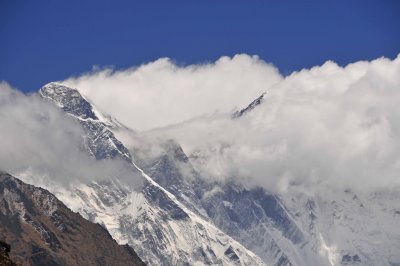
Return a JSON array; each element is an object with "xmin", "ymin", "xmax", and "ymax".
[
  {"xmin": 63, "ymin": 54, "xmax": 282, "ymax": 131},
  {"xmin": 0, "ymin": 82, "xmax": 142, "ymax": 187},
  {"xmin": 148, "ymin": 55, "xmax": 400, "ymax": 192},
  {"xmin": 62, "ymin": 54, "xmax": 400, "ymax": 192}
]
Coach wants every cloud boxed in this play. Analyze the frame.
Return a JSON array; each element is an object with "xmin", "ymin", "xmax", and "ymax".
[
  {"xmin": 0, "ymin": 82, "xmax": 142, "ymax": 188},
  {"xmin": 62, "ymin": 54, "xmax": 282, "ymax": 131},
  {"xmin": 147, "ymin": 55, "xmax": 400, "ymax": 192},
  {"xmin": 64, "ymin": 54, "xmax": 400, "ymax": 192}
]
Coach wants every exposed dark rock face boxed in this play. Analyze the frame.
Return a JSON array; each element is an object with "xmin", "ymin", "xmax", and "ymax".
[
  {"xmin": 341, "ymin": 254, "xmax": 361, "ymax": 265},
  {"xmin": 232, "ymin": 93, "xmax": 265, "ymax": 118},
  {"xmin": 0, "ymin": 172, "xmax": 145, "ymax": 266}
]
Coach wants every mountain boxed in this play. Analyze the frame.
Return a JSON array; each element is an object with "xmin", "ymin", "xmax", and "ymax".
[
  {"xmin": 0, "ymin": 171, "xmax": 145, "ymax": 266},
  {"xmin": 31, "ymin": 82, "xmax": 400, "ymax": 266},
  {"xmin": 34, "ymin": 83, "xmax": 265, "ymax": 266}
]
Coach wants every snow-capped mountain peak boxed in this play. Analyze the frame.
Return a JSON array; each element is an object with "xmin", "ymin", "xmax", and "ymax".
[
  {"xmin": 32, "ymin": 82, "xmax": 266, "ymax": 265},
  {"xmin": 39, "ymin": 82, "xmax": 98, "ymax": 120}
]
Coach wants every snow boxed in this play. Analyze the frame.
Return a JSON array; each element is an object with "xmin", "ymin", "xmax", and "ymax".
[
  {"xmin": 319, "ymin": 233, "xmax": 339, "ymax": 266},
  {"xmin": 132, "ymin": 161, "xmax": 266, "ymax": 265}
]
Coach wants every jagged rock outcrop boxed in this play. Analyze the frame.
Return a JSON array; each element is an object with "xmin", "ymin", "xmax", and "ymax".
[{"xmin": 232, "ymin": 92, "xmax": 266, "ymax": 118}]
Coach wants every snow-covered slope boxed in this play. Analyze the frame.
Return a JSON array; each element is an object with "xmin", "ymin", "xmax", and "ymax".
[
  {"xmin": 279, "ymin": 188, "xmax": 400, "ymax": 265},
  {"xmin": 128, "ymin": 138, "xmax": 305, "ymax": 266},
  {"xmin": 33, "ymin": 82, "xmax": 265, "ymax": 266}
]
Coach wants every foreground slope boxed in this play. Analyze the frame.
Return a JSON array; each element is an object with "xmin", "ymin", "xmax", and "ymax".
[{"xmin": 0, "ymin": 172, "xmax": 145, "ymax": 266}]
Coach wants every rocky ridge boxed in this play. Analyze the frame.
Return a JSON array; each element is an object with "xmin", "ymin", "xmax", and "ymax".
[{"xmin": 0, "ymin": 171, "xmax": 145, "ymax": 266}]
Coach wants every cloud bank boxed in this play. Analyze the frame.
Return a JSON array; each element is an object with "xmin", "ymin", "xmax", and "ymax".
[
  {"xmin": 63, "ymin": 54, "xmax": 282, "ymax": 131},
  {"xmin": 0, "ymin": 82, "xmax": 142, "ymax": 187},
  {"xmin": 66, "ymin": 54, "xmax": 400, "ymax": 192}
]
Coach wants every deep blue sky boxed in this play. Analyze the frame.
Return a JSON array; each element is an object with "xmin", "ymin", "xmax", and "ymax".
[{"xmin": 1, "ymin": 0, "xmax": 399, "ymax": 92}]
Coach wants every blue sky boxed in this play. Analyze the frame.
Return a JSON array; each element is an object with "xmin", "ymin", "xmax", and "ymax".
[{"xmin": 0, "ymin": 0, "xmax": 399, "ymax": 92}]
